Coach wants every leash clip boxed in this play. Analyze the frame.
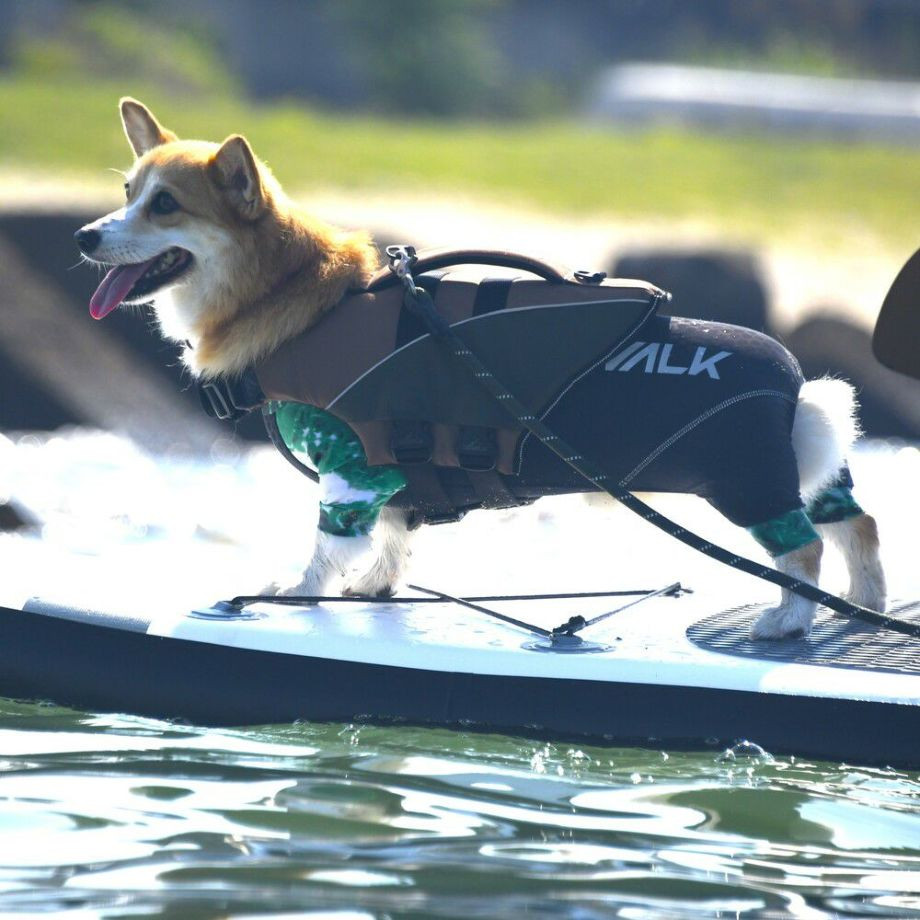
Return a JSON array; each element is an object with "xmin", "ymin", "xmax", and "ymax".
[{"xmin": 386, "ymin": 244, "xmax": 418, "ymax": 281}]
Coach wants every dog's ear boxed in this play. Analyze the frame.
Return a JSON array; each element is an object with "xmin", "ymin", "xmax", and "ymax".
[
  {"xmin": 211, "ymin": 135, "xmax": 265, "ymax": 219},
  {"xmin": 120, "ymin": 97, "xmax": 178, "ymax": 157}
]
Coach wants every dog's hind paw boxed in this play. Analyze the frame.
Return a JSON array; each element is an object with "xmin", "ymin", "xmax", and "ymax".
[
  {"xmin": 842, "ymin": 586, "xmax": 887, "ymax": 613},
  {"xmin": 750, "ymin": 604, "xmax": 815, "ymax": 640}
]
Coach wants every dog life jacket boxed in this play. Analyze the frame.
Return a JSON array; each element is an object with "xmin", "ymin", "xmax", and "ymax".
[
  {"xmin": 253, "ymin": 250, "xmax": 661, "ymax": 524},
  {"xmin": 248, "ymin": 249, "xmax": 806, "ymax": 528}
]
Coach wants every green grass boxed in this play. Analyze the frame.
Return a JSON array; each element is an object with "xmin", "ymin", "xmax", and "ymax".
[{"xmin": 2, "ymin": 76, "xmax": 918, "ymax": 245}]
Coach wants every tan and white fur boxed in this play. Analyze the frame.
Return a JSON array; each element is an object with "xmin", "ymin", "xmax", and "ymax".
[
  {"xmin": 752, "ymin": 378, "xmax": 885, "ymax": 639},
  {"xmin": 77, "ymin": 100, "xmax": 885, "ymax": 639}
]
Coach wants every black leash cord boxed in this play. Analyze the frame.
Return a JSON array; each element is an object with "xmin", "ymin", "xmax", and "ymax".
[{"xmin": 387, "ymin": 246, "xmax": 920, "ymax": 640}]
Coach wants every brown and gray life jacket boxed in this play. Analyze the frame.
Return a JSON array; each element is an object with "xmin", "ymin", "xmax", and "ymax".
[
  {"xmin": 251, "ymin": 250, "xmax": 665, "ymax": 524},
  {"xmin": 201, "ymin": 249, "xmax": 807, "ymax": 528}
]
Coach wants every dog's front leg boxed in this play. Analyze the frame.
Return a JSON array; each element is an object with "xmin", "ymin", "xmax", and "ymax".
[
  {"xmin": 278, "ymin": 531, "xmax": 372, "ymax": 598},
  {"xmin": 343, "ymin": 505, "xmax": 413, "ymax": 598}
]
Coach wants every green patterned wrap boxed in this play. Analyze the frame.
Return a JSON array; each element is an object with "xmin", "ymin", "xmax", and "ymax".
[
  {"xmin": 271, "ymin": 401, "xmax": 407, "ymax": 537},
  {"xmin": 748, "ymin": 508, "xmax": 820, "ymax": 558},
  {"xmin": 804, "ymin": 485, "xmax": 864, "ymax": 525}
]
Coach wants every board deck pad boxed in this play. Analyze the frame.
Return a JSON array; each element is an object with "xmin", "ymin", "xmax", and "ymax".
[{"xmin": 687, "ymin": 599, "xmax": 920, "ymax": 675}]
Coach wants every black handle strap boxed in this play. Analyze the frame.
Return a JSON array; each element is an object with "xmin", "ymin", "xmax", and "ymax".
[{"xmin": 366, "ymin": 245, "xmax": 570, "ymax": 292}]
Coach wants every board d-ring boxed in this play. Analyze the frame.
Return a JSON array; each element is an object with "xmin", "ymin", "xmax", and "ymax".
[
  {"xmin": 189, "ymin": 600, "xmax": 264, "ymax": 621},
  {"xmin": 523, "ymin": 634, "xmax": 612, "ymax": 653}
]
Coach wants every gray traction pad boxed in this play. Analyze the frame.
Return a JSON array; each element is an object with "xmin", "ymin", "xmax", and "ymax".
[{"xmin": 687, "ymin": 599, "xmax": 920, "ymax": 675}]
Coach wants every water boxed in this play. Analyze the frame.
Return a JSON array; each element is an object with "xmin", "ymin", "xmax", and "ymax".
[{"xmin": 2, "ymin": 429, "xmax": 920, "ymax": 917}]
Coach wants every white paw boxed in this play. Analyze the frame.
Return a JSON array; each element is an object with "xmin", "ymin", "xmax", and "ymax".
[
  {"xmin": 843, "ymin": 586, "xmax": 886, "ymax": 613},
  {"xmin": 342, "ymin": 572, "xmax": 397, "ymax": 598},
  {"xmin": 271, "ymin": 568, "xmax": 330, "ymax": 600},
  {"xmin": 254, "ymin": 581, "xmax": 321, "ymax": 604},
  {"xmin": 750, "ymin": 604, "xmax": 815, "ymax": 640}
]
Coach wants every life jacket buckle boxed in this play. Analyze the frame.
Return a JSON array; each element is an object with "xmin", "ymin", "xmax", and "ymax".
[
  {"xmin": 390, "ymin": 420, "xmax": 433, "ymax": 464},
  {"xmin": 456, "ymin": 426, "xmax": 498, "ymax": 471}
]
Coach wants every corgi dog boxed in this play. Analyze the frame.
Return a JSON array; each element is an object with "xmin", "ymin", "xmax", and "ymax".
[{"xmin": 76, "ymin": 99, "xmax": 887, "ymax": 639}]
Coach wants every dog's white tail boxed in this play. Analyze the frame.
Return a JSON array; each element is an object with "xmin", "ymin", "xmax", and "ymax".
[{"xmin": 792, "ymin": 378, "xmax": 860, "ymax": 501}]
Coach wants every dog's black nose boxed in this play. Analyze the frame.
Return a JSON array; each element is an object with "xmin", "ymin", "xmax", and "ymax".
[{"xmin": 74, "ymin": 228, "xmax": 101, "ymax": 254}]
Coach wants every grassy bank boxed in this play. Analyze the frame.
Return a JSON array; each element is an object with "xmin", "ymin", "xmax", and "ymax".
[{"xmin": 2, "ymin": 77, "xmax": 917, "ymax": 244}]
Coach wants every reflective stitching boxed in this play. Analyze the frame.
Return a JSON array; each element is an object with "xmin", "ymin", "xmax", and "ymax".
[
  {"xmin": 619, "ymin": 389, "xmax": 796, "ymax": 486},
  {"xmin": 516, "ymin": 298, "xmax": 660, "ymax": 471},
  {"xmin": 328, "ymin": 297, "xmax": 651, "ymax": 412}
]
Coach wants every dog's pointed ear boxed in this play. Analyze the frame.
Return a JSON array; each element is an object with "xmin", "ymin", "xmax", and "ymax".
[
  {"xmin": 212, "ymin": 135, "xmax": 265, "ymax": 219},
  {"xmin": 120, "ymin": 97, "xmax": 178, "ymax": 157}
]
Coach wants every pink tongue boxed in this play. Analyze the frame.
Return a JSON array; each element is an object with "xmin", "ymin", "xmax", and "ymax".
[{"xmin": 89, "ymin": 258, "xmax": 159, "ymax": 319}]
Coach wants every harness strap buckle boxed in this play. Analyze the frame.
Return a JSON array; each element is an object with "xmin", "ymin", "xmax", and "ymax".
[{"xmin": 390, "ymin": 420, "xmax": 434, "ymax": 464}]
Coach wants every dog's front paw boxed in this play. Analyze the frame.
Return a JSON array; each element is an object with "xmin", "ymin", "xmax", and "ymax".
[
  {"xmin": 277, "ymin": 580, "xmax": 323, "ymax": 600},
  {"xmin": 342, "ymin": 563, "xmax": 401, "ymax": 599},
  {"xmin": 262, "ymin": 568, "xmax": 330, "ymax": 603},
  {"xmin": 750, "ymin": 604, "xmax": 814, "ymax": 640},
  {"xmin": 342, "ymin": 580, "xmax": 396, "ymax": 599}
]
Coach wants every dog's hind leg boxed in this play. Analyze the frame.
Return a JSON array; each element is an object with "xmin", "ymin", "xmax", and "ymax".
[
  {"xmin": 750, "ymin": 535, "xmax": 824, "ymax": 640},
  {"xmin": 816, "ymin": 513, "xmax": 886, "ymax": 611},
  {"xmin": 805, "ymin": 479, "xmax": 886, "ymax": 611},
  {"xmin": 343, "ymin": 505, "xmax": 413, "ymax": 598}
]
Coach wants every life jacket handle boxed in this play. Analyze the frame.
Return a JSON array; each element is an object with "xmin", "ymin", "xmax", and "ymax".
[{"xmin": 365, "ymin": 247, "xmax": 571, "ymax": 292}]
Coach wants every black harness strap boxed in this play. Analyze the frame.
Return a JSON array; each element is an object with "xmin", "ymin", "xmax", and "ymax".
[
  {"xmin": 391, "ymin": 271, "xmax": 447, "ymax": 465},
  {"xmin": 263, "ymin": 408, "xmax": 319, "ymax": 483},
  {"xmin": 472, "ymin": 277, "xmax": 515, "ymax": 316},
  {"xmin": 396, "ymin": 270, "xmax": 447, "ymax": 347},
  {"xmin": 466, "ymin": 468, "xmax": 528, "ymax": 510},
  {"xmin": 460, "ymin": 278, "xmax": 515, "ymax": 471},
  {"xmin": 386, "ymin": 245, "xmax": 920, "ymax": 640},
  {"xmin": 390, "ymin": 465, "xmax": 467, "ymax": 528}
]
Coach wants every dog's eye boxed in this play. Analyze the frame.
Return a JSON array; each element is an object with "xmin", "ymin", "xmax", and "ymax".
[
  {"xmin": 150, "ymin": 191, "xmax": 180, "ymax": 215},
  {"xmin": 124, "ymin": 182, "xmax": 130, "ymax": 200}
]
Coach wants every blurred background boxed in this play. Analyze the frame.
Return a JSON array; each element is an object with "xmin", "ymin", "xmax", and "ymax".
[{"xmin": 0, "ymin": 0, "xmax": 919, "ymax": 538}]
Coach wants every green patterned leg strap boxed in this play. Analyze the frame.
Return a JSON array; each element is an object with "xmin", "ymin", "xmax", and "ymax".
[
  {"xmin": 269, "ymin": 401, "xmax": 408, "ymax": 539},
  {"xmin": 748, "ymin": 509, "xmax": 820, "ymax": 558},
  {"xmin": 804, "ymin": 485, "xmax": 864, "ymax": 525}
]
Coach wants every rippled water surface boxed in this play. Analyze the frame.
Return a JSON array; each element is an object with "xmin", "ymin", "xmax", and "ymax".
[
  {"xmin": 2, "ymin": 431, "xmax": 920, "ymax": 917},
  {"xmin": 2, "ymin": 702, "xmax": 920, "ymax": 918}
]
